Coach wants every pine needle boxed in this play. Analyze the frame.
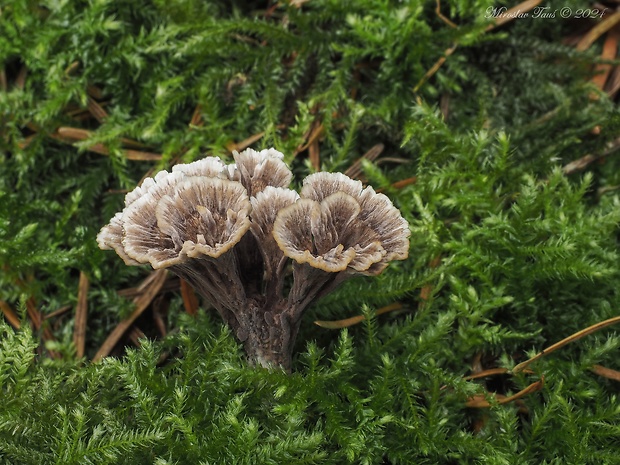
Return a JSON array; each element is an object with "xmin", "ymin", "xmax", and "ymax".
[
  {"xmin": 0, "ymin": 300, "xmax": 21, "ymax": 329},
  {"xmin": 513, "ymin": 314, "xmax": 620, "ymax": 373},
  {"xmin": 465, "ymin": 376, "xmax": 544, "ymax": 408},
  {"xmin": 94, "ymin": 270, "xmax": 168, "ymax": 362},
  {"xmin": 73, "ymin": 271, "xmax": 89, "ymax": 359},
  {"xmin": 591, "ymin": 364, "xmax": 620, "ymax": 382},
  {"xmin": 314, "ymin": 303, "xmax": 403, "ymax": 329},
  {"xmin": 576, "ymin": 11, "xmax": 620, "ymax": 51},
  {"xmin": 180, "ymin": 279, "xmax": 199, "ymax": 316}
]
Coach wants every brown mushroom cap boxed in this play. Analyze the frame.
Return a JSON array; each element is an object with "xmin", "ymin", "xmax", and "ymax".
[
  {"xmin": 274, "ymin": 194, "xmax": 364, "ymax": 273},
  {"xmin": 272, "ymin": 198, "xmax": 319, "ymax": 264},
  {"xmin": 155, "ymin": 177, "xmax": 251, "ymax": 261},
  {"xmin": 250, "ymin": 186, "xmax": 299, "ymax": 242},
  {"xmin": 300, "ymin": 172, "xmax": 410, "ymax": 273},
  {"xmin": 120, "ymin": 171, "xmax": 188, "ymax": 268},
  {"xmin": 99, "ymin": 163, "xmax": 252, "ymax": 269},
  {"xmin": 247, "ymin": 186, "xmax": 302, "ymax": 292},
  {"xmin": 356, "ymin": 185, "xmax": 410, "ymax": 263},
  {"xmin": 99, "ymin": 157, "xmax": 228, "ymax": 261},
  {"xmin": 98, "ymin": 170, "xmax": 189, "ymax": 267},
  {"xmin": 274, "ymin": 190, "xmax": 406, "ymax": 275},
  {"xmin": 124, "ymin": 177, "xmax": 156, "ymax": 207},
  {"xmin": 228, "ymin": 148, "xmax": 293, "ymax": 196},
  {"xmin": 300, "ymin": 171, "xmax": 364, "ymax": 202}
]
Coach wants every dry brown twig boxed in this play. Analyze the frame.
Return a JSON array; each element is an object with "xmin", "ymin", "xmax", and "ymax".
[
  {"xmin": 226, "ymin": 130, "xmax": 267, "ymax": 153},
  {"xmin": 591, "ymin": 364, "xmax": 620, "ymax": 382},
  {"xmin": 73, "ymin": 271, "xmax": 89, "ymax": 359},
  {"xmin": 0, "ymin": 300, "xmax": 21, "ymax": 329},
  {"xmin": 590, "ymin": 25, "xmax": 620, "ymax": 91},
  {"xmin": 86, "ymin": 96, "xmax": 108, "ymax": 123},
  {"xmin": 577, "ymin": 10, "xmax": 620, "ymax": 51},
  {"xmin": 51, "ymin": 127, "xmax": 162, "ymax": 161},
  {"xmin": 344, "ymin": 143, "xmax": 384, "ymax": 179},
  {"xmin": 314, "ymin": 303, "xmax": 403, "ymax": 329},
  {"xmin": 180, "ymin": 279, "xmax": 199, "ymax": 316},
  {"xmin": 513, "ymin": 314, "xmax": 620, "ymax": 373},
  {"xmin": 435, "ymin": 0, "xmax": 458, "ymax": 28},
  {"xmin": 414, "ymin": 0, "xmax": 544, "ymax": 93},
  {"xmin": 295, "ymin": 120, "xmax": 324, "ymax": 156},
  {"xmin": 465, "ymin": 376, "xmax": 545, "ymax": 408},
  {"xmin": 93, "ymin": 270, "xmax": 168, "ymax": 362},
  {"xmin": 562, "ymin": 135, "xmax": 620, "ymax": 175},
  {"xmin": 43, "ymin": 305, "xmax": 72, "ymax": 320}
]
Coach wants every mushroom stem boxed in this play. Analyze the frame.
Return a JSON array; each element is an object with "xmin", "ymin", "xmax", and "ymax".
[
  {"xmin": 240, "ymin": 298, "xmax": 301, "ymax": 372},
  {"xmin": 287, "ymin": 263, "xmax": 348, "ymax": 315},
  {"xmin": 170, "ymin": 262, "xmax": 239, "ymax": 330}
]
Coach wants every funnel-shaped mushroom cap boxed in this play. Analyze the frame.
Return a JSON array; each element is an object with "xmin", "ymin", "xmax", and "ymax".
[
  {"xmin": 273, "ymin": 196, "xmax": 359, "ymax": 272},
  {"xmin": 249, "ymin": 186, "xmax": 301, "ymax": 290},
  {"xmin": 356, "ymin": 185, "xmax": 410, "ymax": 263},
  {"xmin": 121, "ymin": 176, "xmax": 250, "ymax": 269},
  {"xmin": 300, "ymin": 171, "xmax": 364, "ymax": 202},
  {"xmin": 98, "ymin": 162, "xmax": 253, "ymax": 270},
  {"xmin": 228, "ymin": 148, "xmax": 293, "ymax": 196},
  {"xmin": 250, "ymin": 186, "xmax": 300, "ymax": 242},
  {"xmin": 299, "ymin": 172, "xmax": 410, "ymax": 273},
  {"xmin": 97, "ymin": 170, "xmax": 188, "ymax": 267},
  {"xmin": 273, "ymin": 191, "xmax": 393, "ymax": 274},
  {"xmin": 120, "ymin": 171, "xmax": 190, "ymax": 268},
  {"xmin": 155, "ymin": 177, "xmax": 251, "ymax": 261}
]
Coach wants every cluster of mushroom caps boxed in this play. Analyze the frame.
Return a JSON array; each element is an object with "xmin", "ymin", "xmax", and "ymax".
[{"xmin": 97, "ymin": 148, "xmax": 410, "ymax": 371}]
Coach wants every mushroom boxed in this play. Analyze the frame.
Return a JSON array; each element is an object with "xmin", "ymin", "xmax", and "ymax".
[
  {"xmin": 273, "ymin": 172, "xmax": 410, "ymax": 313},
  {"xmin": 228, "ymin": 148, "xmax": 293, "ymax": 196},
  {"xmin": 300, "ymin": 172, "xmax": 410, "ymax": 269},
  {"xmin": 98, "ymin": 148, "xmax": 410, "ymax": 371},
  {"xmin": 249, "ymin": 186, "xmax": 300, "ymax": 298}
]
